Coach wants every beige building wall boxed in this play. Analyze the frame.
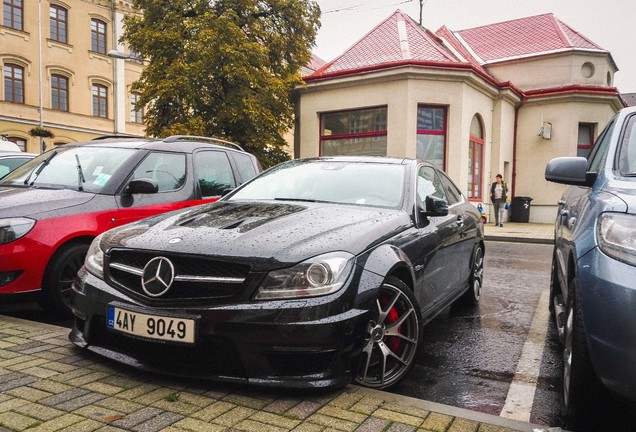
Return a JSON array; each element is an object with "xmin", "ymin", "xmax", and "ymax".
[
  {"xmin": 516, "ymin": 95, "xmax": 621, "ymax": 222},
  {"xmin": 485, "ymin": 52, "xmax": 617, "ymax": 91},
  {"xmin": 1, "ymin": 0, "xmax": 144, "ymax": 154}
]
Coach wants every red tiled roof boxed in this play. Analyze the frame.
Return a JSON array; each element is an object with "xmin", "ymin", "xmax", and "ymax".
[
  {"xmin": 308, "ymin": 53, "xmax": 327, "ymax": 71},
  {"xmin": 454, "ymin": 13, "xmax": 605, "ymax": 64},
  {"xmin": 311, "ymin": 10, "xmax": 460, "ymax": 77}
]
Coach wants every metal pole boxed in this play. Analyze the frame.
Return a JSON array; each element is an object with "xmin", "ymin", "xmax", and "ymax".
[{"xmin": 38, "ymin": 0, "xmax": 45, "ymax": 153}]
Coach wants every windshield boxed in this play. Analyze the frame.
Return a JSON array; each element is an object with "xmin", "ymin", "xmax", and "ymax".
[
  {"xmin": 0, "ymin": 146, "xmax": 137, "ymax": 192},
  {"xmin": 619, "ymin": 115, "xmax": 636, "ymax": 177},
  {"xmin": 228, "ymin": 159, "xmax": 406, "ymax": 208}
]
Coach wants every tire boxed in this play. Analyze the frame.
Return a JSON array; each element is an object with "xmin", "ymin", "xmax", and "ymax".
[
  {"xmin": 458, "ymin": 243, "xmax": 484, "ymax": 306},
  {"xmin": 39, "ymin": 242, "xmax": 89, "ymax": 315},
  {"xmin": 561, "ymin": 278, "xmax": 604, "ymax": 431},
  {"xmin": 549, "ymin": 251, "xmax": 566, "ymax": 342},
  {"xmin": 355, "ymin": 276, "xmax": 421, "ymax": 389}
]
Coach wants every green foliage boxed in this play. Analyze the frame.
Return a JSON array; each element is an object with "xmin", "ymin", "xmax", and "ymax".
[{"xmin": 124, "ymin": 0, "xmax": 320, "ymax": 168}]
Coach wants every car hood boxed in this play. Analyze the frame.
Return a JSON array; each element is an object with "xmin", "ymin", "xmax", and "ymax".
[
  {"xmin": 0, "ymin": 186, "xmax": 95, "ymax": 218},
  {"xmin": 104, "ymin": 201, "xmax": 412, "ymax": 270}
]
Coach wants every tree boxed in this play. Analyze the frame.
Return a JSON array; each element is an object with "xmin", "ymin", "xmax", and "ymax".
[{"xmin": 124, "ymin": 0, "xmax": 321, "ymax": 168}]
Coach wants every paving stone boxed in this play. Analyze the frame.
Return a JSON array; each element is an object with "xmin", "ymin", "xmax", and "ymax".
[
  {"xmin": 28, "ymin": 379, "xmax": 74, "ymax": 394},
  {"xmin": 328, "ymin": 393, "xmax": 364, "ymax": 410},
  {"xmin": 190, "ymin": 401, "xmax": 235, "ymax": 422},
  {"xmin": 448, "ymin": 418, "xmax": 479, "ymax": 432},
  {"xmin": 170, "ymin": 417, "xmax": 226, "ymax": 432},
  {"xmin": 350, "ymin": 397, "xmax": 384, "ymax": 416},
  {"xmin": 262, "ymin": 399, "xmax": 300, "ymax": 414},
  {"xmin": 117, "ymin": 384, "xmax": 160, "ymax": 400},
  {"xmin": 95, "ymin": 397, "xmax": 145, "ymax": 414},
  {"xmin": 26, "ymin": 413, "xmax": 84, "ymax": 432},
  {"xmin": 317, "ymin": 406, "xmax": 368, "ymax": 424},
  {"xmin": 250, "ymin": 411, "xmax": 302, "ymax": 429},
  {"xmin": 420, "ymin": 412, "xmax": 454, "ymax": 432},
  {"xmin": 15, "ymin": 402, "xmax": 66, "ymax": 421},
  {"xmin": 110, "ymin": 407, "xmax": 165, "ymax": 429},
  {"xmin": 382, "ymin": 403, "xmax": 431, "ymax": 419},
  {"xmin": 40, "ymin": 361, "xmax": 78, "ymax": 374},
  {"xmin": 305, "ymin": 413, "xmax": 359, "ymax": 432},
  {"xmin": 222, "ymin": 393, "xmax": 271, "ymax": 410},
  {"xmin": 476, "ymin": 425, "xmax": 518, "ymax": 432},
  {"xmin": 48, "ymin": 368, "xmax": 96, "ymax": 383},
  {"xmin": 65, "ymin": 371, "xmax": 111, "ymax": 387},
  {"xmin": 212, "ymin": 406, "xmax": 257, "ymax": 427},
  {"xmin": 40, "ymin": 388, "xmax": 91, "ymax": 407},
  {"xmin": 5, "ymin": 341, "xmax": 48, "ymax": 352},
  {"xmin": 58, "ymin": 419, "xmax": 104, "ymax": 432},
  {"xmin": 4, "ymin": 357, "xmax": 48, "ymax": 371},
  {"xmin": 234, "ymin": 419, "xmax": 287, "ymax": 432},
  {"xmin": 387, "ymin": 423, "xmax": 417, "ymax": 432},
  {"xmin": 133, "ymin": 388, "xmax": 177, "ymax": 405},
  {"xmin": 290, "ymin": 423, "xmax": 325, "ymax": 432},
  {"xmin": 373, "ymin": 409, "xmax": 424, "ymax": 428},
  {"xmin": 0, "ymin": 397, "xmax": 29, "ymax": 413},
  {"xmin": 152, "ymin": 399, "xmax": 202, "ymax": 416},
  {"xmin": 81, "ymin": 382, "xmax": 124, "ymax": 396},
  {"xmin": 354, "ymin": 416, "xmax": 390, "ymax": 432},
  {"xmin": 130, "ymin": 411, "xmax": 184, "ymax": 432},
  {"xmin": 22, "ymin": 366, "xmax": 61, "ymax": 379},
  {"xmin": 0, "ymin": 374, "xmax": 37, "ymax": 392},
  {"xmin": 0, "ymin": 411, "xmax": 41, "ymax": 431},
  {"xmin": 55, "ymin": 392, "xmax": 108, "ymax": 412},
  {"xmin": 285, "ymin": 401, "xmax": 322, "ymax": 420},
  {"xmin": 7, "ymin": 386, "xmax": 53, "ymax": 402}
]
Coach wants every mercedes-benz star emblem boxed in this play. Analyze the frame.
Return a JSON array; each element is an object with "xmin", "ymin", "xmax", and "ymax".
[{"xmin": 141, "ymin": 257, "xmax": 175, "ymax": 297}]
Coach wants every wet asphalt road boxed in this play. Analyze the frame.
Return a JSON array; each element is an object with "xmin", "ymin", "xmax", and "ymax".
[{"xmin": 2, "ymin": 240, "xmax": 635, "ymax": 430}]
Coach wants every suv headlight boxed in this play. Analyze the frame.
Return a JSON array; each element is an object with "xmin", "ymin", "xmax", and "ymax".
[
  {"xmin": 0, "ymin": 218, "xmax": 35, "ymax": 245},
  {"xmin": 85, "ymin": 233, "xmax": 106, "ymax": 279},
  {"xmin": 597, "ymin": 213, "xmax": 636, "ymax": 267},
  {"xmin": 254, "ymin": 252, "xmax": 354, "ymax": 300}
]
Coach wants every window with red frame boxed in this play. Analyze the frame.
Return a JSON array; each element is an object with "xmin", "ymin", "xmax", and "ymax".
[
  {"xmin": 467, "ymin": 115, "xmax": 484, "ymax": 200},
  {"xmin": 577, "ymin": 123, "xmax": 596, "ymax": 159},
  {"xmin": 320, "ymin": 107, "xmax": 387, "ymax": 156},
  {"xmin": 417, "ymin": 105, "xmax": 446, "ymax": 170}
]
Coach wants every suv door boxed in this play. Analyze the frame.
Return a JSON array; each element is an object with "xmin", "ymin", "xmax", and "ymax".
[{"xmin": 116, "ymin": 151, "xmax": 193, "ymax": 225}]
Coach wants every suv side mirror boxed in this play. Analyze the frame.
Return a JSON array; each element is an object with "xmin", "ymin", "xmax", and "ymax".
[
  {"xmin": 126, "ymin": 178, "xmax": 158, "ymax": 195},
  {"xmin": 545, "ymin": 157, "xmax": 596, "ymax": 186}
]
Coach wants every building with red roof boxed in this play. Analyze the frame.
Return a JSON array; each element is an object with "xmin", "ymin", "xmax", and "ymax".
[{"xmin": 295, "ymin": 11, "xmax": 624, "ymax": 223}]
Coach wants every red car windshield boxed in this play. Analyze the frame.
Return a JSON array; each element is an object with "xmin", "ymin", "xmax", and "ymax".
[{"xmin": 0, "ymin": 147, "xmax": 137, "ymax": 193}]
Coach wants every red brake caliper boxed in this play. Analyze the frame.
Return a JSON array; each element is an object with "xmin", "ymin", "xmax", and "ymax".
[{"xmin": 380, "ymin": 295, "xmax": 401, "ymax": 352}]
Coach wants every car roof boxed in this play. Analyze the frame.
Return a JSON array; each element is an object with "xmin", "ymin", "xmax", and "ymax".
[
  {"xmin": 311, "ymin": 156, "xmax": 415, "ymax": 165},
  {"xmin": 59, "ymin": 135, "xmax": 253, "ymax": 155}
]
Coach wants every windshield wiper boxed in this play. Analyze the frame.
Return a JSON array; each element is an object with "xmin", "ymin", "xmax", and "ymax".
[
  {"xmin": 75, "ymin": 154, "xmax": 86, "ymax": 191},
  {"xmin": 24, "ymin": 150, "xmax": 57, "ymax": 186},
  {"xmin": 273, "ymin": 197, "xmax": 332, "ymax": 203}
]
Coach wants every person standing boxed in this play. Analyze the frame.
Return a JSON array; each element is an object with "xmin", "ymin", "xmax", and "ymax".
[{"xmin": 490, "ymin": 174, "xmax": 508, "ymax": 227}]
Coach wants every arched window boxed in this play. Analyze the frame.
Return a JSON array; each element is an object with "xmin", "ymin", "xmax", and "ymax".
[
  {"xmin": 467, "ymin": 115, "xmax": 484, "ymax": 200},
  {"xmin": 92, "ymin": 84, "xmax": 107, "ymax": 118},
  {"xmin": 3, "ymin": 0, "xmax": 23, "ymax": 30},
  {"xmin": 51, "ymin": 74, "xmax": 69, "ymax": 111},
  {"xmin": 130, "ymin": 93, "xmax": 143, "ymax": 123},
  {"xmin": 50, "ymin": 4, "xmax": 68, "ymax": 43}
]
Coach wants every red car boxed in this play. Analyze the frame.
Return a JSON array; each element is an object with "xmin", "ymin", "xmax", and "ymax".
[{"xmin": 0, "ymin": 135, "xmax": 261, "ymax": 313}]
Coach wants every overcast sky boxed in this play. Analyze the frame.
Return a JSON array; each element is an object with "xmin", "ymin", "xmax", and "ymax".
[{"xmin": 312, "ymin": 0, "xmax": 636, "ymax": 93}]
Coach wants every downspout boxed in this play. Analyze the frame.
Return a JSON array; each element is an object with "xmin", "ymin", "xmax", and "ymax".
[{"xmin": 512, "ymin": 95, "xmax": 527, "ymax": 198}]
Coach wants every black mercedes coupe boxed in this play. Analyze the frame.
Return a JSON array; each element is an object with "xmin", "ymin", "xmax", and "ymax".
[{"xmin": 69, "ymin": 157, "xmax": 485, "ymax": 389}]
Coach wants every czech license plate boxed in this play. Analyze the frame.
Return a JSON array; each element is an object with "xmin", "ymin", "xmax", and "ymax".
[{"xmin": 107, "ymin": 305, "xmax": 196, "ymax": 344}]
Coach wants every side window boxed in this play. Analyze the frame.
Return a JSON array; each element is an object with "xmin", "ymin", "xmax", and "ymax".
[
  {"xmin": 588, "ymin": 117, "xmax": 616, "ymax": 173},
  {"xmin": 438, "ymin": 171, "xmax": 463, "ymax": 205},
  {"xmin": 231, "ymin": 152, "xmax": 258, "ymax": 184},
  {"xmin": 618, "ymin": 115, "xmax": 636, "ymax": 176},
  {"xmin": 417, "ymin": 166, "xmax": 446, "ymax": 209},
  {"xmin": 132, "ymin": 152, "xmax": 186, "ymax": 192},
  {"xmin": 195, "ymin": 151, "xmax": 236, "ymax": 197}
]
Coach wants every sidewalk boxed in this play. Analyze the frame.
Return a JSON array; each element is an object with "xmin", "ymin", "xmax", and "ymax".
[
  {"xmin": 483, "ymin": 222, "xmax": 553, "ymax": 245},
  {"xmin": 0, "ymin": 316, "xmax": 559, "ymax": 432}
]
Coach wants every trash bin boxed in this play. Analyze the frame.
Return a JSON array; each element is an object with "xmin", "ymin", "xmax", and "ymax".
[{"xmin": 511, "ymin": 196, "xmax": 532, "ymax": 222}]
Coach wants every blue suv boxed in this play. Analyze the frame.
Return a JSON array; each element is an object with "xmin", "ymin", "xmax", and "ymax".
[{"xmin": 545, "ymin": 106, "xmax": 636, "ymax": 429}]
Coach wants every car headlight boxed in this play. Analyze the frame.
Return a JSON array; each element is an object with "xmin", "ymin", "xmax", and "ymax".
[
  {"xmin": 597, "ymin": 213, "xmax": 636, "ymax": 267},
  {"xmin": 85, "ymin": 233, "xmax": 106, "ymax": 279},
  {"xmin": 0, "ymin": 218, "xmax": 35, "ymax": 245},
  {"xmin": 254, "ymin": 252, "xmax": 354, "ymax": 300}
]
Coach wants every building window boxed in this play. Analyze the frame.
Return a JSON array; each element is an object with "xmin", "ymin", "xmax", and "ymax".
[
  {"xmin": 320, "ymin": 107, "xmax": 387, "ymax": 156},
  {"xmin": 3, "ymin": 0, "xmax": 22, "ymax": 31},
  {"xmin": 8, "ymin": 136, "xmax": 26, "ymax": 151},
  {"xmin": 4, "ymin": 64, "xmax": 24, "ymax": 103},
  {"xmin": 417, "ymin": 105, "xmax": 447, "ymax": 170},
  {"xmin": 577, "ymin": 123, "xmax": 596, "ymax": 158},
  {"xmin": 91, "ymin": 19, "xmax": 106, "ymax": 54},
  {"xmin": 49, "ymin": 5, "xmax": 67, "ymax": 43},
  {"xmin": 92, "ymin": 84, "xmax": 107, "ymax": 118},
  {"xmin": 130, "ymin": 93, "xmax": 143, "ymax": 123},
  {"xmin": 467, "ymin": 115, "xmax": 484, "ymax": 200},
  {"xmin": 51, "ymin": 74, "xmax": 68, "ymax": 111}
]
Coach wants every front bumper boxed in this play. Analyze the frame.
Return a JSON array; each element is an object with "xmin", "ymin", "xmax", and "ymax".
[
  {"xmin": 578, "ymin": 247, "xmax": 636, "ymax": 402},
  {"xmin": 69, "ymin": 267, "xmax": 373, "ymax": 389},
  {"xmin": 0, "ymin": 236, "xmax": 49, "ymax": 297}
]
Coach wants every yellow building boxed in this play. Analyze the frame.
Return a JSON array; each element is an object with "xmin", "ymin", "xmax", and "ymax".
[{"xmin": 1, "ymin": 0, "xmax": 144, "ymax": 153}]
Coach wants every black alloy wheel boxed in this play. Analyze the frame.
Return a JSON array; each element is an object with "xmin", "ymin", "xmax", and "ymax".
[
  {"xmin": 458, "ymin": 244, "xmax": 484, "ymax": 305},
  {"xmin": 355, "ymin": 276, "xmax": 421, "ymax": 389},
  {"xmin": 40, "ymin": 242, "xmax": 89, "ymax": 315}
]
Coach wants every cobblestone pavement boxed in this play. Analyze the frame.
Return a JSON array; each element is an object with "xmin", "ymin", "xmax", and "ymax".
[{"xmin": 1, "ymin": 313, "xmax": 553, "ymax": 431}]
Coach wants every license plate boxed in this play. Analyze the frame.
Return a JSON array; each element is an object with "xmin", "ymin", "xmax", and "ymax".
[{"xmin": 107, "ymin": 305, "xmax": 196, "ymax": 344}]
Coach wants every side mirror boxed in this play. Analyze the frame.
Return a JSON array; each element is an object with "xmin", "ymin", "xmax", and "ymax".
[
  {"xmin": 126, "ymin": 178, "xmax": 158, "ymax": 195},
  {"xmin": 221, "ymin": 188, "xmax": 234, "ymax": 197},
  {"xmin": 545, "ymin": 157, "xmax": 596, "ymax": 186},
  {"xmin": 421, "ymin": 195, "xmax": 449, "ymax": 217}
]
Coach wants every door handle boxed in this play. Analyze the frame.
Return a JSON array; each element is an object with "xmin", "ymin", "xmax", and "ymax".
[{"xmin": 558, "ymin": 200, "xmax": 566, "ymax": 206}]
